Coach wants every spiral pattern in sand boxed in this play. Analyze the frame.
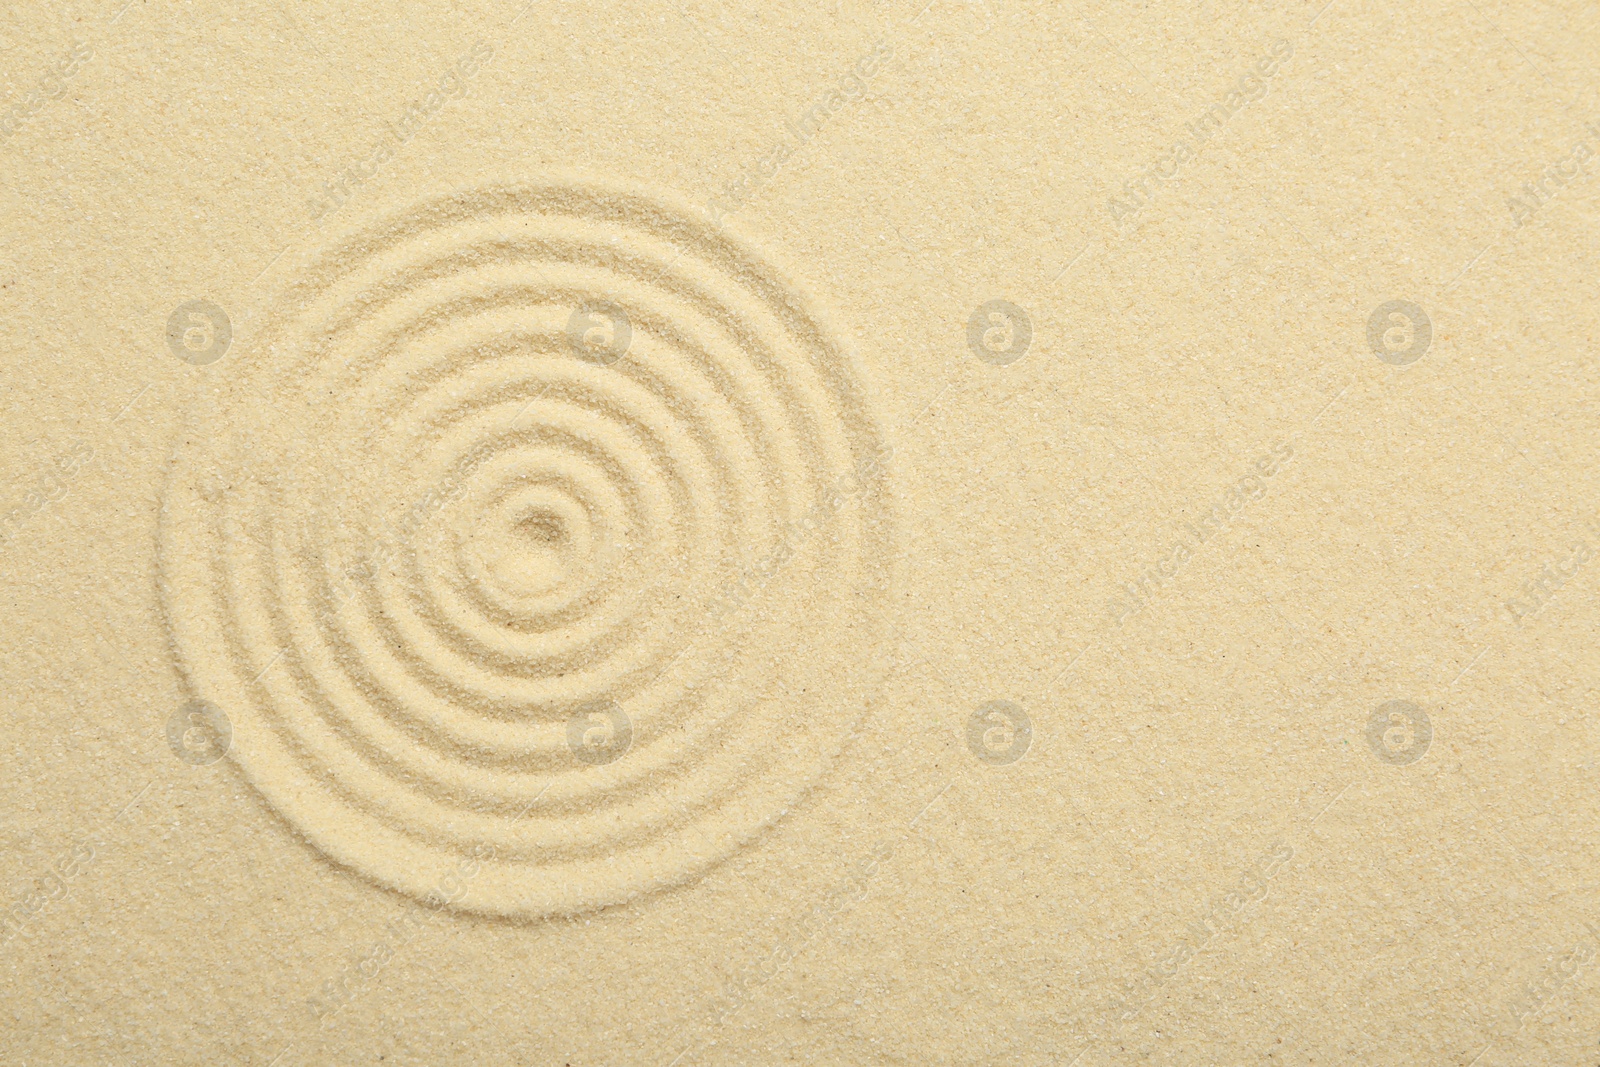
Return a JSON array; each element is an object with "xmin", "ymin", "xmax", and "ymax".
[{"xmin": 158, "ymin": 183, "xmax": 894, "ymax": 918}]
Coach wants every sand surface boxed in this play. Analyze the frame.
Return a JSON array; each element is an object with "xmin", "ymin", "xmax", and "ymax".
[{"xmin": 3, "ymin": 1, "xmax": 1599, "ymax": 1063}]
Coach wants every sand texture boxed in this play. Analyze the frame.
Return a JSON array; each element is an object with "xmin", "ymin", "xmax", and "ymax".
[{"xmin": 3, "ymin": 1, "xmax": 1600, "ymax": 1064}]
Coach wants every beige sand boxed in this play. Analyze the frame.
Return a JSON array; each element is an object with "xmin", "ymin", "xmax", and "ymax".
[{"xmin": 2, "ymin": 0, "xmax": 1599, "ymax": 1063}]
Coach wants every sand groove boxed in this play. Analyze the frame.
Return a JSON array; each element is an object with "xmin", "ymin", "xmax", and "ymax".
[{"xmin": 159, "ymin": 183, "xmax": 894, "ymax": 917}]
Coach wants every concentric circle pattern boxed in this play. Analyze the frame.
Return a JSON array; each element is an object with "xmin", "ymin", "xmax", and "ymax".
[{"xmin": 159, "ymin": 183, "xmax": 895, "ymax": 918}]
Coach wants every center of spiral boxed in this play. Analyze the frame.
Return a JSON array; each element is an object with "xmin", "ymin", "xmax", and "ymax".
[
  {"xmin": 467, "ymin": 491, "xmax": 590, "ymax": 603},
  {"xmin": 515, "ymin": 511, "xmax": 566, "ymax": 546},
  {"xmin": 504, "ymin": 507, "xmax": 568, "ymax": 589}
]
